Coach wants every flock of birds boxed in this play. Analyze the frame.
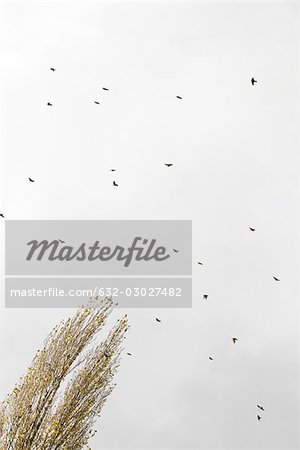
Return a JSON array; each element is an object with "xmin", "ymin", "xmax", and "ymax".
[
  {"xmin": 1, "ymin": 68, "xmax": 271, "ymax": 422},
  {"xmin": 0, "ymin": 70, "xmax": 258, "ymax": 192},
  {"xmin": 139, "ymin": 317, "xmax": 266, "ymax": 421}
]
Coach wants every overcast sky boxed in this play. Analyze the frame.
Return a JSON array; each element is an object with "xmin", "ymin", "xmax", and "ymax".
[{"xmin": 0, "ymin": 1, "xmax": 299, "ymax": 449}]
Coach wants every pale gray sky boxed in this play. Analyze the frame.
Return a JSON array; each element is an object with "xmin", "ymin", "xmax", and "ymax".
[{"xmin": 0, "ymin": 1, "xmax": 299, "ymax": 449}]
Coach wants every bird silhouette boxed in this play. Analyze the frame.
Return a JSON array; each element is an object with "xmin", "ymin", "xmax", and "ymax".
[
  {"xmin": 251, "ymin": 78, "xmax": 257, "ymax": 85},
  {"xmin": 0, "ymin": 214, "xmax": 4, "ymax": 219},
  {"xmin": 273, "ymin": 276, "xmax": 280, "ymax": 282},
  {"xmin": 127, "ymin": 352, "xmax": 132, "ymax": 356},
  {"xmin": 28, "ymin": 178, "xmax": 35, "ymax": 182},
  {"xmin": 203, "ymin": 294, "xmax": 208, "ymax": 300},
  {"xmin": 209, "ymin": 356, "xmax": 214, "ymax": 361},
  {"xmin": 165, "ymin": 163, "xmax": 173, "ymax": 167},
  {"xmin": 257, "ymin": 415, "xmax": 261, "ymax": 421},
  {"xmin": 113, "ymin": 181, "xmax": 118, "ymax": 187},
  {"xmin": 176, "ymin": 96, "xmax": 182, "ymax": 99},
  {"xmin": 58, "ymin": 239, "xmax": 65, "ymax": 243},
  {"xmin": 197, "ymin": 262, "xmax": 203, "ymax": 265},
  {"xmin": 257, "ymin": 405, "xmax": 265, "ymax": 411},
  {"xmin": 50, "ymin": 68, "xmax": 56, "ymax": 72},
  {"xmin": 102, "ymin": 87, "xmax": 109, "ymax": 91},
  {"xmin": 94, "ymin": 101, "xmax": 100, "ymax": 105},
  {"xmin": 110, "ymin": 169, "xmax": 116, "ymax": 172},
  {"xmin": 249, "ymin": 227, "xmax": 256, "ymax": 232},
  {"xmin": 232, "ymin": 337, "xmax": 238, "ymax": 344},
  {"xmin": 47, "ymin": 102, "xmax": 53, "ymax": 106},
  {"xmin": 155, "ymin": 318, "xmax": 161, "ymax": 323},
  {"xmin": 173, "ymin": 249, "xmax": 179, "ymax": 253}
]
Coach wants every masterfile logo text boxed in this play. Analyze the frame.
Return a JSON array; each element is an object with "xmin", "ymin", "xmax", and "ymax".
[{"xmin": 5, "ymin": 220, "xmax": 192, "ymax": 308}]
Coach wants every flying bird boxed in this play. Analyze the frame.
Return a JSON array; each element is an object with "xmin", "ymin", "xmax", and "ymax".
[
  {"xmin": 251, "ymin": 78, "xmax": 257, "ymax": 85},
  {"xmin": 209, "ymin": 356, "xmax": 214, "ymax": 361},
  {"xmin": 232, "ymin": 337, "xmax": 238, "ymax": 344},
  {"xmin": 173, "ymin": 249, "xmax": 179, "ymax": 253},
  {"xmin": 273, "ymin": 276, "xmax": 280, "ymax": 282},
  {"xmin": 176, "ymin": 96, "xmax": 182, "ymax": 99},
  {"xmin": 28, "ymin": 178, "xmax": 35, "ymax": 182},
  {"xmin": 110, "ymin": 169, "xmax": 116, "ymax": 172},
  {"xmin": 58, "ymin": 239, "xmax": 65, "ymax": 243},
  {"xmin": 257, "ymin": 415, "xmax": 261, "ymax": 421},
  {"xmin": 94, "ymin": 101, "xmax": 100, "ymax": 105},
  {"xmin": 257, "ymin": 405, "xmax": 265, "ymax": 411},
  {"xmin": 0, "ymin": 214, "xmax": 4, "ymax": 219},
  {"xmin": 155, "ymin": 318, "xmax": 161, "ymax": 323},
  {"xmin": 165, "ymin": 163, "xmax": 173, "ymax": 167},
  {"xmin": 249, "ymin": 227, "xmax": 256, "ymax": 232},
  {"xmin": 203, "ymin": 294, "xmax": 208, "ymax": 300},
  {"xmin": 47, "ymin": 102, "xmax": 53, "ymax": 106},
  {"xmin": 102, "ymin": 87, "xmax": 109, "ymax": 91},
  {"xmin": 197, "ymin": 262, "xmax": 203, "ymax": 265},
  {"xmin": 50, "ymin": 68, "xmax": 56, "ymax": 72},
  {"xmin": 113, "ymin": 181, "xmax": 118, "ymax": 187},
  {"xmin": 127, "ymin": 352, "xmax": 132, "ymax": 356}
]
